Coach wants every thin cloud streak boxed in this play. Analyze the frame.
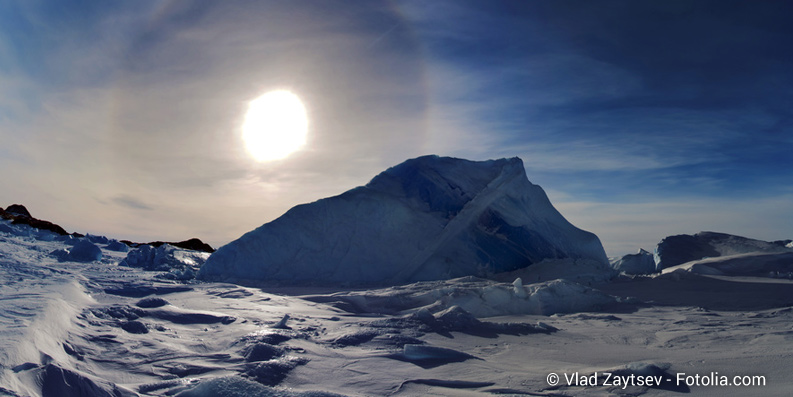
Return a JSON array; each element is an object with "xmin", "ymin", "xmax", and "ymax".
[{"xmin": 110, "ymin": 195, "xmax": 153, "ymax": 211}]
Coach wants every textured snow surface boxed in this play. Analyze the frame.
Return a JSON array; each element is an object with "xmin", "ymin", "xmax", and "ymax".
[
  {"xmin": 3, "ymin": 219, "xmax": 793, "ymax": 396},
  {"xmin": 174, "ymin": 376, "xmax": 344, "ymax": 397},
  {"xmin": 199, "ymin": 155, "xmax": 607, "ymax": 285},
  {"xmin": 0, "ymin": 222, "xmax": 131, "ymax": 396},
  {"xmin": 302, "ymin": 277, "xmax": 619, "ymax": 317}
]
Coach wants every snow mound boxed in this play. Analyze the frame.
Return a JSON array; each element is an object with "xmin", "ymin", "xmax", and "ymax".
[
  {"xmin": 654, "ymin": 231, "xmax": 791, "ymax": 271},
  {"xmin": 105, "ymin": 239, "xmax": 129, "ymax": 252},
  {"xmin": 242, "ymin": 343, "xmax": 284, "ymax": 362},
  {"xmin": 36, "ymin": 363, "xmax": 134, "ymax": 397},
  {"xmin": 611, "ymin": 249, "xmax": 656, "ymax": 275},
  {"xmin": 306, "ymin": 277, "xmax": 618, "ymax": 317},
  {"xmin": 135, "ymin": 297, "xmax": 169, "ymax": 308},
  {"xmin": 120, "ymin": 244, "xmax": 209, "ymax": 279},
  {"xmin": 69, "ymin": 240, "xmax": 103, "ymax": 262},
  {"xmin": 199, "ymin": 155, "xmax": 607, "ymax": 285},
  {"xmin": 516, "ymin": 279, "xmax": 618, "ymax": 316},
  {"xmin": 400, "ymin": 344, "xmax": 476, "ymax": 363},
  {"xmin": 51, "ymin": 240, "xmax": 103, "ymax": 262}
]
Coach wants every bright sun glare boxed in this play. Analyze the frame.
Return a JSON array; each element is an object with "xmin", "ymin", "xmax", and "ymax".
[{"xmin": 242, "ymin": 90, "xmax": 308, "ymax": 162}]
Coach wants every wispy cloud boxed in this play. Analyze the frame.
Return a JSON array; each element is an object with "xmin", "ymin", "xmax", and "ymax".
[{"xmin": 110, "ymin": 195, "xmax": 153, "ymax": 211}]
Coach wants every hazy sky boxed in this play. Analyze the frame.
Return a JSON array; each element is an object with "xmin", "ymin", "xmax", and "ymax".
[{"xmin": 1, "ymin": 1, "xmax": 791, "ymax": 256}]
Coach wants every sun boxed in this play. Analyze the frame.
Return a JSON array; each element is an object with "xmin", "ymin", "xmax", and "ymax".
[{"xmin": 242, "ymin": 90, "xmax": 308, "ymax": 162}]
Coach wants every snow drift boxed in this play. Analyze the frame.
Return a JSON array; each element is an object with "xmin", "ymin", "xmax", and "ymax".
[{"xmin": 198, "ymin": 155, "xmax": 607, "ymax": 285}]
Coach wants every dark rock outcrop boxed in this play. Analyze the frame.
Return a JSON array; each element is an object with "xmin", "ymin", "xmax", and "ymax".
[
  {"xmin": 2, "ymin": 204, "xmax": 213, "ymax": 252},
  {"xmin": 121, "ymin": 238, "xmax": 214, "ymax": 253},
  {"xmin": 1, "ymin": 204, "xmax": 69, "ymax": 235},
  {"xmin": 151, "ymin": 238, "xmax": 215, "ymax": 253},
  {"xmin": 15, "ymin": 218, "xmax": 69, "ymax": 236},
  {"xmin": 5, "ymin": 204, "xmax": 31, "ymax": 218}
]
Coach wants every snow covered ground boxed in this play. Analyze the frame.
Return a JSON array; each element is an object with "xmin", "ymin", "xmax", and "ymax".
[{"xmin": 2, "ymin": 218, "xmax": 793, "ymax": 396}]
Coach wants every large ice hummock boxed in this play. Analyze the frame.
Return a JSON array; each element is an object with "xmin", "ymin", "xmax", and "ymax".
[{"xmin": 198, "ymin": 155, "xmax": 608, "ymax": 285}]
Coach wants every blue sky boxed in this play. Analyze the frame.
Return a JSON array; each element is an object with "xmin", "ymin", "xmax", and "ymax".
[{"xmin": 1, "ymin": 1, "xmax": 791, "ymax": 256}]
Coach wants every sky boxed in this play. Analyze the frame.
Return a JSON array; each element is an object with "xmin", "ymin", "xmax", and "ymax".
[{"xmin": 1, "ymin": 0, "xmax": 791, "ymax": 257}]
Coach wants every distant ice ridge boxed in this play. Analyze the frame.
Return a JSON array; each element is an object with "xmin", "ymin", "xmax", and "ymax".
[
  {"xmin": 121, "ymin": 244, "xmax": 210, "ymax": 280},
  {"xmin": 199, "ymin": 155, "xmax": 608, "ymax": 285},
  {"xmin": 662, "ymin": 252, "xmax": 793, "ymax": 278},
  {"xmin": 611, "ymin": 249, "xmax": 655, "ymax": 275},
  {"xmin": 610, "ymin": 231, "xmax": 793, "ymax": 276},
  {"xmin": 653, "ymin": 231, "xmax": 792, "ymax": 272}
]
